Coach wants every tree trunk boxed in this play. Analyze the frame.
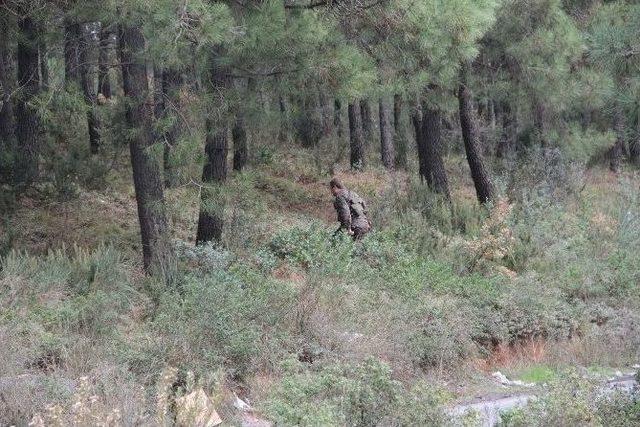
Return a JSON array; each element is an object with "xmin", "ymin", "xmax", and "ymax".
[
  {"xmin": 379, "ymin": 97, "xmax": 394, "ymax": 169},
  {"xmin": 161, "ymin": 69, "xmax": 184, "ymax": 187},
  {"xmin": 533, "ymin": 101, "xmax": 548, "ymax": 148},
  {"xmin": 64, "ymin": 22, "xmax": 80, "ymax": 85},
  {"xmin": 14, "ymin": 16, "xmax": 41, "ymax": 186},
  {"xmin": 610, "ymin": 104, "xmax": 626, "ymax": 173},
  {"xmin": 79, "ymin": 24, "xmax": 100, "ymax": 154},
  {"xmin": 630, "ymin": 105, "xmax": 640, "ymax": 166},
  {"xmin": 393, "ymin": 94, "xmax": 408, "ymax": 169},
  {"xmin": 411, "ymin": 103, "xmax": 425, "ymax": 179},
  {"xmin": 277, "ymin": 85, "xmax": 287, "ymax": 142},
  {"xmin": 118, "ymin": 24, "xmax": 175, "ymax": 280},
  {"xmin": 319, "ymin": 90, "xmax": 332, "ymax": 138},
  {"xmin": 360, "ymin": 99, "xmax": 373, "ymax": 145},
  {"xmin": 458, "ymin": 64, "xmax": 495, "ymax": 204},
  {"xmin": 98, "ymin": 29, "xmax": 112, "ymax": 98},
  {"xmin": 0, "ymin": 34, "xmax": 15, "ymax": 146},
  {"xmin": 348, "ymin": 102, "xmax": 365, "ymax": 170},
  {"xmin": 196, "ymin": 50, "xmax": 230, "ymax": 245},
  {"xmin": 334, "ymin": 99, "xmax": 344, "ymax": 139},
  {"xmin": 421, "ymin": 104, "xmax": 450, "ymax": 199},
  {"xmin": 39, "ymin": 44, "xmax": 49, "ymax": 89},
  {"xmin": 232, "ymin": 111, "xmax": 247, "ymax": 171}
]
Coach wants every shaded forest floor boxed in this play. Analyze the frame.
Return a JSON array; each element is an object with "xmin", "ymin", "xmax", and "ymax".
[{"xmin": 2, "ymin": 145, "xmax": 640, "ymax": 425}]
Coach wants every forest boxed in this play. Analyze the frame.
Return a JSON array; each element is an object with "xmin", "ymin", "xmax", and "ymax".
[{"xmin": 1, "ymin": 0, "xmax": 640, "ymax": 425}]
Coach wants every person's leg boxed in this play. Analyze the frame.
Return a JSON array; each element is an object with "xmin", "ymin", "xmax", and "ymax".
[{"xmin": 352, "ymin": 227, "xmax": 365, "ymax": 240}]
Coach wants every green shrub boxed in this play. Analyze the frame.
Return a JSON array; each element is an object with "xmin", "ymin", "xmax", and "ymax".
[
  {"xmin": 500, "ymin": 370, "xmax": 640, "ymax": 427},
  {"xmin": 152, "ymin": 266, "xmax": 296, "ymax": 379},
  {"xmin": 264, "ymin": 358, "xmax": 450, "ymax": 426}
]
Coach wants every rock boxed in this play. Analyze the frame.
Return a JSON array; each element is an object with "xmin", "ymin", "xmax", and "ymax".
[
  {"xmin": 492, "ymin": 371, "xmax": 509, "ymax": 385},
  {"xmin": 175, "ymin": 388, "xmax": 222, "ymax": 427},
  {"xmin": 234, "ymin": 393, "xmax": 252, "ymax": 411}
]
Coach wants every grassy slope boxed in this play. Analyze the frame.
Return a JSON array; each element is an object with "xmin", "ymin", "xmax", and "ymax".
[{"xmin": 2, "ymin": 146, "xmax": 640, "ymax": 425}]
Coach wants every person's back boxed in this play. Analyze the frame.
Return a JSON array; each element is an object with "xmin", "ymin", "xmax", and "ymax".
[{"xmin": 330, "ymin": 178, "xmax": 371, "ymax": 239}]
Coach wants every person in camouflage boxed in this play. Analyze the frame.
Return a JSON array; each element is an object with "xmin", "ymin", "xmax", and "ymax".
[{"xmin": 330, "ymin": 178, "xmax": 371, "ymax": 240}]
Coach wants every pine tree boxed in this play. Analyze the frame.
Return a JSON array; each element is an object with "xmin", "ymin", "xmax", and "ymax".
[{"xmin": 118, "ymin": 22, "xmax": 175, "ymax": 280}]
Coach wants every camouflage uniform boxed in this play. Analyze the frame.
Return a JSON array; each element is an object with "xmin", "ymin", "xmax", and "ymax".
[{"xmin": 333, "ymin": 189, "xmax": 371, "ymax": 240}]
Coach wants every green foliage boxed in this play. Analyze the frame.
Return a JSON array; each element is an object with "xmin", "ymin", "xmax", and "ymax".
[
  {"xmin": 1, "ymin": 246, "xmax": 136, "ymax": 337},
  {"xmin": 151, "ymin": 257, "xmax": 296, "ymax": 379},
  {"xmin": 500, "ymin": 369, "xmax": 640, "ymax": 427},
  {"xmin": 563, "ymin": 124, "xmax": 615, "ymax": 164},
  {"xmin": 516, "ymin": 365, "xmax": 557, "ymax": 383},
  {"xmin": 264, "ymin": 358, "xmax": 451, "ymax": 426}
]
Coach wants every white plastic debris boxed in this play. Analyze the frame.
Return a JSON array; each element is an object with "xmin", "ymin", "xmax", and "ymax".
[{"xmin": 491, "ymin": 371, "xmax": 535, "ymax": 387}]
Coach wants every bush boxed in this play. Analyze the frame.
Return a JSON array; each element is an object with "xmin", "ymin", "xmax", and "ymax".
[
  {"xmin": 152, "ymin": 265, "xmax": 296, "ymax": 380},
  {"xmin": 264, "ymin": 358, "xmax": 451, "ymax": 426},
  {"xmin": 500, "ymin": 370, "xmax": 640, "ymax": 427}
]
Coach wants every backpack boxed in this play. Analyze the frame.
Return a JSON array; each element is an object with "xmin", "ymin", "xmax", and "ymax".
[{"xmin": 347, "ymin": 191, "xmax": 372, "ymax": 228}]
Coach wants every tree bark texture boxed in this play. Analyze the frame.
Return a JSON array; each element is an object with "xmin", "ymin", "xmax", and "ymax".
[
  {"xmin": 64, "ymin": 22, "xmax": 80, "ymax": 85},
  {"xmin": 232, "ymin": 110, "xmax": 248, "ymax": 171},
  {"xmin": 119, "ymin": 24, "xmax": 175, "ymax": 280},
  {"xmin": 98, "ymin": 29, "xmax": 112, "ymax": 98},
  {"xmin": 160, "ymin": 69, "xmax": 184, "ymax": 187},
  {"xmin": 360, "ymin": 98, "xmax": 373, "ymax": 145},
  {"xmin": 629, "ymin": 105, "xmax": 640, "ymax": 166},
  {"xmin": 379, "ymin": 97, "xmax": 394, "ymax": 169},
  {"xmin": 411, "ymin": 104, "xmax": 425, "ymax": 179},
  {"xmin": 334, "ymin": 99, "xmax": 344, "ymax": 139},
  {"xmin": 78, "ymin": 25, "xmax": 101, "ymax": 153},
  {"xmin": 420, "ymin": 104, "xmax": 451, "ymax": 199},
  {"xmin": 610, "ymin": 104, "xmax": 626, "ymax": 173},
  {"xmin": 196, "ymin": 49, "xmax": 230, "ymax": 245},
  {"xmin": 393, "ymin": 94, "xmax": 408, "ymax": 169},
  {"xmin": 14, "ymin": 16, "xmax": 41, "ymax": 186},
  {"xmin": 458, "ymin": 64, "xmax": 495, "ymax": 204},
  {"xmin": 348, "ymin": 102, "xmax": 365, "ymax": 170},
  {"xmin": 0, "ymin": 35, "xmax": 15, "ymax": 146}
]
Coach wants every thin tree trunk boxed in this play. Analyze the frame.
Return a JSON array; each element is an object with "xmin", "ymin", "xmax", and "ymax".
[
  {"xmin": 232, "ymin": 110, "xmax": 247, "ymax": 171},
  {"xmin": 98, "ymin": 29, "xmax": 112, "ymax": 98},
  {"xmin": 610, "ymin": 104, "xmax": 626, "ymax": 173},
  {"xmin": 393, "ymin": 94, "xmax": 408, "ymax": 169},
  {"xmin": 196, "ymin": 49, "xmax": 229, "ymax": 244},
  {"xmin": 118, "ymin": 24, "xmax": 175, "ymax": 281},
  {"xmin": 458, "ymin": 64, "xmax": 495, "ymax": 204},
  {"xmin": 379, "ymin": 97, "xmax": 394, "ymax": 169},
  {"xmin": 79, "ymin": 24, "xmax": 100, "ymax": 154},
  {"xmin": 360, "ymin": 99, "xmax": 373, "ymax": 145},
  {"xmin": 161, "ymin": 69, "xmax": 183, "ymax": 187},
  {"xmin": 14, "ymin": 15, "xmax": 41, "ymax": 186},
  {"xmin": 319, "ymin": 90, "xmax": 332, "ymax": 138},
  {"xmin": 334, "ymin": 99, "xmax": 344, "ymax": 139},
  {"xmin": 348, "ymin": 102, "xmax": 365, "ymax": 170},
  {"xmin": 38, "ymin": 44, "xmax": 49, "ymax": 89},
  {"xmin": 277, "ymin": 87, "xmax": 287, "ymax": 143},
  {"xmin": 497, "ymin": 102, "xmax": 514, "ymax": 159},
  {"xmin": 533, "ymin": 101, "xmax": 548, "ymax": 148},
  {"xmin": 64, "ymin": 22, "xmax": 80, "ymax": 85},
  {"xmin": 421, "ymin": 104, "xmax": 450, "ymax": 199},
  {"xmin": 411, "ymin": 103, "xmax": 425, "ymax": 180},
  {"xmin": 0, "ymin": 34, "xmax": 15, "ymax": 147},
  {"xmin": 630, "ymin": 104, "xmax": 640, "ymax": 166}
]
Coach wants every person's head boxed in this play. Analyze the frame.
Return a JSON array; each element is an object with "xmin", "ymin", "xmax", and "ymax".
[{"xmin": 329, "ymin": 178, "xmax": 346, "ymax": 196}]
